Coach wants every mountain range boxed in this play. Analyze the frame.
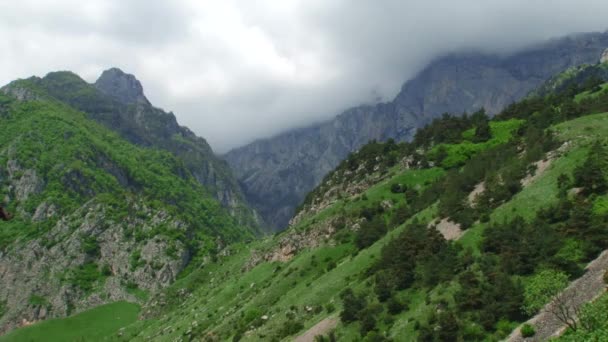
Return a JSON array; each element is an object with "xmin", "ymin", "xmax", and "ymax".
[
  {"xmin": 3, "ymin": 52, "xmax": 608, "ymax": 340},
  {"xmin": 2, "ymin": 29, "xmax": 608, "ymax": 341},
  {"xmin": 225, "ymin": 31, "xmax": 608, "ymax": 230}
]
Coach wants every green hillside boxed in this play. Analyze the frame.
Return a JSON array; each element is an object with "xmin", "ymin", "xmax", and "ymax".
[
  {"xmin": 4, "ymin": 60, "xmax": 608, "ymax": 341},
  {"xmin": 0, "ymin": 302, "xmax": 139, "ymax": 342},
  {"xmin": 0, "ymin": 82, "xmax": 255, "ymax": 334},
  {"xmin": 37, "ymin": 67, "xmax": 602, "ymax": 341}
]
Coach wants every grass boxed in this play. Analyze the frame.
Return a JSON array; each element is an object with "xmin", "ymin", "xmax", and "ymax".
[
  {"xmin": 432, "ymin": 119, "xmax": 525, "ymax": 168},
  {"xmin": 11, "ymin": 110, "xmax": 608, "ymax": 341},
  {"xmin": 459, "ymin": 115, "xmax": 595, "ymax": 253},
  {"xmin": 0, "ymin": 302, "xmax": 140, "ymax": 342},
  {"xmin": 114, "ymin": 191, "xmax": 438, "ymax": 341},
  {"xmin": 552, "ymin": 112, "xmax": 608, "ymax": 143},
  {"xmin": 574, "ymin": 83, "xmax": 608, "ymax": 103}
]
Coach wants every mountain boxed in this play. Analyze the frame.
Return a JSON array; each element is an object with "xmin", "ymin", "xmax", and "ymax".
[
  {"xmin": 16, "ymin": 69, "xmax": 261, "ymax": 230},
  {"xmin": 225, "ymin": 31, "xmax": 608, "ymax": 230},
  {"xmin": 0, "ymin": 76, "xmax": 258, "ymax": 333},
  {"xmin": 9, "ymin": 58, "xmax": 608, "ymax": 341}
]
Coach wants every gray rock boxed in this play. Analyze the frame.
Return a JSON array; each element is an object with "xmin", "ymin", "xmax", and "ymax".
[
  {"xmin": 94, "ymin": 68, "xmax": 150, "ymax": 106},
  {"xmin": 0, "ymin": 199, "xmax": 190, "ymax": 334},
  {"xmin": 601, "ymin": 48, "xmax": 608, "ymax": 64}
]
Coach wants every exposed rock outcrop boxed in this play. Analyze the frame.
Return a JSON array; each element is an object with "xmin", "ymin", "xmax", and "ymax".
[
  {"xmin": 0, "ymin": 199, "xmax": 189, "ymax": 334},
  {"xmin": 244, "ymin": 217, "xmax": 351, "ymax": 271},
  {"xmin": 95, "ymin": 68, "xmax": 150, "ymax": 106},
  {"xmin": 600, "ymin": 48, "xmax": 608, "ymax": 64}
]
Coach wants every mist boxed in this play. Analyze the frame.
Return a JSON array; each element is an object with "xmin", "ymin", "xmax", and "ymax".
[{"xmin": 1, "ymin": 0, "xmax": 607, "ymax": 152}]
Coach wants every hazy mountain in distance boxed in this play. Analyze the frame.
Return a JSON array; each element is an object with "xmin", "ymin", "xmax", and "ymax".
[{"xmin": 224, "ymin": 31, "xmax": 608, "ymax": 230}]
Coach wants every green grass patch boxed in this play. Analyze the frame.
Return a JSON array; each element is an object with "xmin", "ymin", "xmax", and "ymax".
[
  {"xmin": 432, "ymin": 119, "xmax": 525, "ymax": 168},
  {"xmin": 553, "ymin": 112, "xmax": 608, "ymax": 143},
  {"xmin": 0, "ymin": 302, "xmax": 140, "ymax": 342},
  {"xmin": 574, "ymin": 83, "xmax": 608, "ymax": 103}
]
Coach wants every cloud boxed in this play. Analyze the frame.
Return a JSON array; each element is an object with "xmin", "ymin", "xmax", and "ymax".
[{"xmin": 1, "ymin": 0, "xmax": 607, "ymax": 152}]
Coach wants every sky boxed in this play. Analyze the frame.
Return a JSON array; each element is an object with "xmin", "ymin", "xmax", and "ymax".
[{"xmin": 1, "ymin": 1, "xmax": 608, "ymax": 153}]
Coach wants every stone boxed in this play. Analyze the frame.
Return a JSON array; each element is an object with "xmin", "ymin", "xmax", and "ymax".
[
  {"xmin": 94, "ymin": 68, "xmax": 149, "ymax": 106},
  {"xmin": 601, "ymin": 48, "xmax": 608, "ymax": 64}
]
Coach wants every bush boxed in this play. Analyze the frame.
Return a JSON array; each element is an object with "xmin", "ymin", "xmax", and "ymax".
[
  {"xmin": 387, "ymin": 296, "xmax": 407, "ymax": 315},
  {"xmin": 520, "ymin": 323, "xmax": 535, "ymax": 338},
  {"xmin": 277, "ymin": 320, "xmax": 304, "ymax": 338},
  {"xmin": 355, "ymin": 217, "xmax": 387, "ymax": 250},
  {"xmin": 522, "ymin": 270, "xmax": 568, "ymax": 315},
  {"xmin": 339, "ymin": 288, "xmax": 366, "ymax": 323},
  {"xmin": 390, "ymin": 183, "xmax": 405, "ymax": 193}
]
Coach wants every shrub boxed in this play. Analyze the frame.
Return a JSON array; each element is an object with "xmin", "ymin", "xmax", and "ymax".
[
  {"xmin": 81, "ymin": 235, "xmax": 100, "ymax": 257},
  {"xmin": 355, "ymin": 217, "xmax": 387, "ymax": 250},
  {"xmin": 339, "ymin": 288, "xmax": 366, "ymax": 323},
  {"xmin": 28, "ymin": 295, "xmax": 48, "ymax": 307},
  {"xmin": 522, "ymin": 269, "xmax": 568, "ymax": 315},
  {"xmin": 277, "ymin": 320, "xmax": 304, "ymax": 338},
  {"xmin": 520, "ymin": 324, "xmax": 535, "ymax": 337},
  {"xmin": 387, "ymin": 296, "xmax": 406, "ymax": 315},
  {"xmin": 390, "ymin": 183, "xmax": 404, "ymax": 193}
]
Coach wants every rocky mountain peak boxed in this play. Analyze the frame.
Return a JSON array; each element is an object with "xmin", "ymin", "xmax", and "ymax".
[
  {"xmin": 601, "ymin": 48, "xmax": 608, "ymax": 64},
  {"xmin": 94, "ymin": 67, "xmax": 149, "ymax": 105}
]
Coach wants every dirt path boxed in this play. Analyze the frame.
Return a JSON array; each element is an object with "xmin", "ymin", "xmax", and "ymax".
[
  {"xmin": 506, "ymin": 250, "xmax": 608, "ymax": 342},
  {"xmin": 294, "ymin": 317, "xmax": 338, "ymax": 342}
]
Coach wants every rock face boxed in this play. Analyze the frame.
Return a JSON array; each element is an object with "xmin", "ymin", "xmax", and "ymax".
[
  {"xmin": 95, "ymin": 68, "xmax": 150, "ymax": 105},
  {"xmin": 24, "ymin": 70, "xmax": 261, "ymax": 231},
  {"xmin": 0, "ymin": 199, "xmax": 188, "ymax": 334},
  {"xmin": 601, "ymin": 48, "xmax": 608, "ymax": 64},
  {"xmin": 224, "ymin": 31, "xmax": 608, "ymax": 230}
]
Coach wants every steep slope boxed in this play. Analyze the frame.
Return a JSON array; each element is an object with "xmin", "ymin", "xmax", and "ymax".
[
  {"xmin": 225, "ymin": 31, "xmax": 608, "ymax": 230},
  {"xmin": 16, "ymin": 69, "xmax": 261, "ymax": 231},
  {"xmin": 27, "ymin": 61, "xmax": 608, "ymax": 341},
  {"xmin": 0, "ymin": 81, "xmax": 255, "ymax": 334}
]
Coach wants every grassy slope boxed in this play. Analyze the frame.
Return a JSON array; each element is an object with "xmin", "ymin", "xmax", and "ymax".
[
  {"xmin": 0, "ymin": 89, "xmax": 254, "ymax": 337},
  {"xmin": 0, "ymin": 302, "xmax": 139, "ymax": 342},
  {"xmin": 0, "ymin": 91, "xmax": 251, "ymax": 253},
  {"xmin": 12, "ymin": 113, "xmax": 608, "ymax": 341},
  {"xmin": 433, "ymin": 119, "xmax": 525, "ymax": 168},
  {"xmin": 111, "ymin": 166, "xmax": 441, "ymax": 341},
  {"xmin": 459, "ymin": 113, "xmax": 608, "ymax": 253}
]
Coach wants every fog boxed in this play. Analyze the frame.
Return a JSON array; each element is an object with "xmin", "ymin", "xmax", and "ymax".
[{"xmin": 1, "ymin": 0, "xmax": 607, "ymax": 152}]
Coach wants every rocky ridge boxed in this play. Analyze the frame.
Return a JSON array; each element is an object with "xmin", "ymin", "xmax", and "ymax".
[{"xmin": 16, "ymin": 69, "xmax": 261, "ymax": 231}]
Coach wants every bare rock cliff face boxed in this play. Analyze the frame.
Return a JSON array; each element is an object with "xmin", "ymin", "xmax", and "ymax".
[
  {"xmin": 0, "ymin": 158, "xmax": 189, "ymax": 334},
  {"xmin": 225, "ymin": 31, "xmax": 608, "ymax": 231}
]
